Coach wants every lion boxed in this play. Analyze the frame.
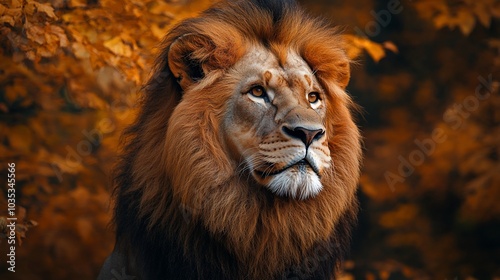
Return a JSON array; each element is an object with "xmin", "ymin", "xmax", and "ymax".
[{"xmin": 98, "ymin": 0, "xmax": 362, "ymax": 279}]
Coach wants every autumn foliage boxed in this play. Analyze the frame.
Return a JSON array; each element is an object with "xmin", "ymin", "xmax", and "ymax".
[{"xmin": 0, "ymin": 0, "xmax": 499, "ymax": 279}]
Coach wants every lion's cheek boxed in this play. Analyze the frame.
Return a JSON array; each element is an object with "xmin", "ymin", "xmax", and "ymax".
[
  {"xmin": 221, "ymin": 105, "xmax": 263, "ymax": 164},
  {"xmin": 221, "ymin": 124, "xmax": 259, "ymax": 165}
]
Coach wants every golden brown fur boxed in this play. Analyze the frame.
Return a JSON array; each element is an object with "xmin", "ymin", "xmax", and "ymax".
[{"xmin": 107, "ymin": 1, "xmax": 362, "ymax": 279}]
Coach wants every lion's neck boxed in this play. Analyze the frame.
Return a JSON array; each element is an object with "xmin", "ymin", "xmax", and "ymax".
[{"xmin": 161, "ymin": 175, "xmax": 352, "ymax": 279}]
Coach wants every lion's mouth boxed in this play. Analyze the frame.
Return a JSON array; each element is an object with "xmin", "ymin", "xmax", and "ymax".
[{"xmin": 254, "ymin": 158, "xmax": 319, "ymax": 178}]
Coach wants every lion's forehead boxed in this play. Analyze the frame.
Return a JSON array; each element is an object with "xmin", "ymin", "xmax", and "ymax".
[{"xmin": 237, "ymin": 46, "xmax": 318, "ymax": 93}]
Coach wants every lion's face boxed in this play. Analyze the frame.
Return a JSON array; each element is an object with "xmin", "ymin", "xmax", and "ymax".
[{"xmin": 222, "ymin": 46, "xmax": 331, "ymax": 199}]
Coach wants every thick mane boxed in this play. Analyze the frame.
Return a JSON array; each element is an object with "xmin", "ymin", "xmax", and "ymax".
[
  {"xmin": 249, "ymin": 0, "xmax": 297, "ymax": 23},
  {"xmin": 112, "ymin": 0, "xmax": 361, "ymax": 279}
]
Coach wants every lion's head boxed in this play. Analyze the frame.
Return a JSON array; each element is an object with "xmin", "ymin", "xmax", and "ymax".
[
  {"xmin": 112, "ymin": 0, "xmax": 362, "ymax": 279},
  {"xmin": 220, "ymin": 45, "xmax": 332, "ymax": 200}
]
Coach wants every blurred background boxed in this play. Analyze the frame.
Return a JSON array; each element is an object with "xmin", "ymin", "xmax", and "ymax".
[{"xmin": 0, "ymin": 0, "xmax": 499, "ymax": 279}]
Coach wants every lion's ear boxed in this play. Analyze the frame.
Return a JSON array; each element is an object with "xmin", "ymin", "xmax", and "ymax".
[{"xmin": 167, "ymin": 33, "xmax": 217, "ymax": 90}]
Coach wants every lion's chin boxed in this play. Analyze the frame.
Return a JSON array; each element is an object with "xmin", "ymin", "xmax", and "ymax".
[{"xmin": 255, "ymin": 167, "xmax": 323, "ymax": 200}]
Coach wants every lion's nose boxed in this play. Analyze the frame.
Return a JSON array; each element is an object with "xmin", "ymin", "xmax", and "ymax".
[{"xmin": 283, "ymin": 126, "xmax": 325, "ymax": 147}]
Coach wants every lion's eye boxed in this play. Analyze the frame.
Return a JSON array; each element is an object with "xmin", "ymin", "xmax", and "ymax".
[
  {"xmin": 308, "ymin": 92, "xmax": 320, "ymax": 104},
  {"xmin": 249, "ymin": 86, "xmax": 266, "ymax": 98}
]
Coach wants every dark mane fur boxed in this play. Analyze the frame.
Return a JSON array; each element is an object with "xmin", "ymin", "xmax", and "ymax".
[{"xmin": 252, "ymin": 0, "xmax": 297, "ymax": 22}]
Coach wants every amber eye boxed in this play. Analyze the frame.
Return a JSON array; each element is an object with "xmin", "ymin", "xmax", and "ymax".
[
  {"xmin": 249, "ymin": 86, "xmax": 266, "ymax": 98},
  {"xmin": 308, "ymin": 92, "xmax": 320, "ymax": 104}
]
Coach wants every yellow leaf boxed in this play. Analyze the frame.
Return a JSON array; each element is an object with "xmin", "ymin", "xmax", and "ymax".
[
  {"xmin": 44, "ymin": 31, "xmax": 59, "ymax": 47},
  {"xmin": 25, "ymin": 50, "xmax": 36, "ymax": 61},
  {"xmin": 151, "ymin": 23, "xmax": 171, "ymax": 40},
  {"xmin": 382, "ymin": 41, "xmax": 399, "ymax": 54},
  {"xmin": 30, "ymin": 0, "xmax": 57, "ymax": 19},
  {"xmin": 0, "ymin": 15, "xmax": 15, "ymax": 26},
  {"xmin": 36, "ymin": 45, "xmax": 56, "ymax": 57},
  {"xmin": 103, "ymin": 36, "xmax": 133, "ymax": 58},
  {"xmin": 337, "ymin": 273, "xmax": 354, "ymax": 280},
  {"xmin": 148, "ymin": 1, "xmax": 176, "ymax": 16},
  {"xmin": 24, "ymin": 1, "xmax": 36, "ymax": 16},
  {"xmin": 68, "ymin": 0, "xmax": 86, "ymax": 8},
  {"xmin": 363, "ymin": 39, "xmax": 386, "ymax": 63},
  {"xmin": 51, "ymin": 25, "xmax": 68, "ymax": 47},
  {"xmin": 457, "ymin": 8, "xmax": 476, "ymax": 35},
  {"xmin": 25, "ymin": 21, "xmax": 45, "ymax": 44},
  {"xmin": 72, "ymin": 42, "xmax": 90, "ymax": 59},
  {"xmin": 342, "ymin": 35, "xmax": 392, "ymax": 62},
  {"xmin": 3, "ymin": 6, "xmax": 22, "ymax": 22},
  {"xmin": 66, "ymin": 26, "xmax": 84, "ymax": 43}
]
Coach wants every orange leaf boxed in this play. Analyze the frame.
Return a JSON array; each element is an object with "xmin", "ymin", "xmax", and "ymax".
[
  {"xmin": 30, "ymin": 0, "xmax": 57, "ymax": 19},
  {"xmin": 25, "ymin": 21, "xmax": 46, "ymax": 45},
  {"xmin": 457, "ymin": 9, "xmax": 476, "ymax": 35},
  {"xmin": 8, "ymin": 125, "xmax": 33, "ymax": 153},
  {"xmin": 103, "ymin": 36, "xmax": 133, "ymax": 58},
  {"xmin": 361, "ymin": 39, "xmax": 386, "ymax": 62},
  {"xmin": 473, "ymin": 3, "xmax": 491, "ymax": 27},
  {"xmin": 0, "ymin": 15, "xmax": 15, "ymax": 26},
  {"xmin": 383, "ymin": 41, "xmax": 399, "ymax": 54}
]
